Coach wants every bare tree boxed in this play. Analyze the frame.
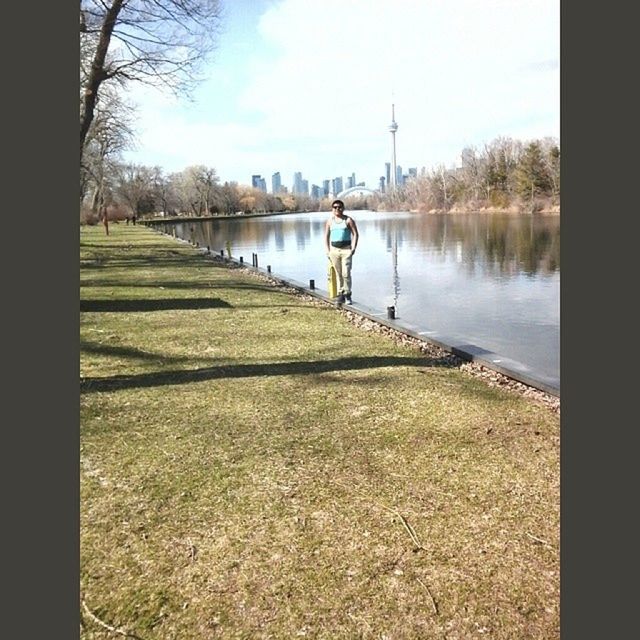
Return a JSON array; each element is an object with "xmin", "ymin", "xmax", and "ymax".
[
  {"xmin": 115, "ymin": 163, "xmax": 157, "ymax": 216},
  {"xmin": 81, "ymin": 84, "xmax": 134, "ymax": 208},
  {"xmin": 219, "ymin": 182, "xmax": 243, "ymax": 215},
  {"xmin": 149, "ymin": 167, "xmax": 175, "ymax": 216},
  {"xmin": 484, "ymin": 137, "xmax": 522, "ymax": 198},
  {"xmin": 80, "ymin": 0, "xmax": 222, "ymax": 161},
  {"xmin": 459, "ymin": 146, "xmax": 484, "ymax": 204},
  {"xmin": 189, "ymin": 165, "xmax": 221, "ymax": 215},
  {"xmin": 171, "ymin": 165, "xmax": 221, "ymax": 216}
]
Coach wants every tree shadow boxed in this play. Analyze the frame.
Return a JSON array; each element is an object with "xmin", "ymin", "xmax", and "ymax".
[
  {"xmin": 80, "ymin": 298, "xmax": 232, "ymax": 312},
  {"xmin": 79, "ymin": 279, "xmax": 278, "ymax": 293},
  {"xmin": 80, "ymin": 241, "xmax": 182, "ymax": 250},
  {"xmin": 81, "ymin": 340, "xmax": 196, "ymax": 364},
  {"xmin": 80, "ymin": 257, "xmax": 208, "ymax": 269},
  {"xmin": 80, "ymin": 354, "xmax": 458, "ymax": 394}
]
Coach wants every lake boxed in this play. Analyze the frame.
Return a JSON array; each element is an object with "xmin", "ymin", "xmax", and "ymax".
[{"xmin": 160, "ymin": 210, "xmax": 559, "ymax": 393}]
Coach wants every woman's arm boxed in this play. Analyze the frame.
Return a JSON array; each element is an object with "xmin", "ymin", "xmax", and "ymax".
[
  {"xmin": 324, "ymin": 219, "xmax": 331, "ymax": 254},
  {"xmin": 348, "ymin": 218, "xmax": 359, "ymax": 253}
]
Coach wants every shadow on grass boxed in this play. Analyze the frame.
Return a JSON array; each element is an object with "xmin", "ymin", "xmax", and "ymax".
[
  {"xmin": 80, "ymin": 355, "xmax": 456, "ymax": 393},
  {"xmin": 80, "ymin": 241, "xmax": 183, "ymax": 250},
  {"xmin": 80, "ymin": 298, "xmax": 232, "ymax": 312},
  {"xmin": 80, "ymin": 340, "xmax": 196, "ymax": 364},
  {"xmin": 80, "ymin": 279, "xmax": 278, "ymax": 293},
  {"xmin": 80, "ymin": 257, "xmax": 208, "ymax": 269}
]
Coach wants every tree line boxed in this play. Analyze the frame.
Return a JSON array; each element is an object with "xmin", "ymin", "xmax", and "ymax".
[
  {"xmin": 381, "ymin": 136, "xmax": 559, "ymax": 214},
  {"xmin": 80, "ymin": 134, "xmax": 559, "ymax": 224}
]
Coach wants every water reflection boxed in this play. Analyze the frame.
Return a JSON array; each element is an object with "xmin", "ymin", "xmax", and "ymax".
[
  {"xmin": 169, "ymin": 212, "xmax": 559, "ymax": 277},
  {"xmin": 391, "ymin": 229, "xmax": 400, "ymax": 309},
  {"xmin": 367, "ymin": 213, "xmax": 559, "ymax": 277}
]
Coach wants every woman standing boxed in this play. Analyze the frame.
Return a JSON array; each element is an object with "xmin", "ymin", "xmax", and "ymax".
[{"xmin": 324, "ymin": 199, "xmax": 359, "ymax": 304}]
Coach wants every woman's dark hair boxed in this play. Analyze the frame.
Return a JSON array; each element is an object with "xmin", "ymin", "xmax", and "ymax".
[{"xmin": 331, "ymin": 199, "xmax": 345, "ymax": 208}]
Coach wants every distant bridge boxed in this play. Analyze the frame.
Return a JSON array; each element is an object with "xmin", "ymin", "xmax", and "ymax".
[{"xmin": 336, "ymin": 186, "xmax": 378, "ymax": 199}]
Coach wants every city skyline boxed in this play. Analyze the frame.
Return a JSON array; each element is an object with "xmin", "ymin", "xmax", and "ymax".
[
  {"xmin": 248, "ymin": 104, "xmax": 418, "ymax": 197},
  {"xmin": 122, "ymin": 0, "xmax": 559, "ymax": 191},
  {"xmin": 249, "ymin": 158, "xmax": 417, "ymax": 198}
]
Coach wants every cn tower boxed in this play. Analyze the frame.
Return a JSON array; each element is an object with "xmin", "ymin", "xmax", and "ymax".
[{"xmin": 388, "ymin": 103, "xmax": 398, "ymax": 190}]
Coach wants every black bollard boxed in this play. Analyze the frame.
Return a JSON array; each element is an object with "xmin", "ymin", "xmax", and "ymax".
[
  {"xmin": 387, "ymin": 306, "xmax": 396, "ymax": 320},
  {"xmin": 239, "ymin": 257, "xmax": 243, "ymax": 264},
  {"xmin": 309, "ymin": 279, "xmax": 315, "ymax": 290},
  {"xmin": 267, "ymin": 265, "xmax": 271, "ymax": 273}
]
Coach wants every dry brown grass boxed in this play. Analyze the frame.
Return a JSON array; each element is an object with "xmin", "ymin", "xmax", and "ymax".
[{"xmin": 80, "ymin": 224, "xmax": 559, "ymax": 639}]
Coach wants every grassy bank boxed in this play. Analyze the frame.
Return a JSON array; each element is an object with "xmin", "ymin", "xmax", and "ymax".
[{"xmin": 80, "ymin": 224, "xmax": 559, "ymax": 639}]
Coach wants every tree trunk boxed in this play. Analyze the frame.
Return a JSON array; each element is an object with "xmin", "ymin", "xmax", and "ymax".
[
  {"xmin": 101, "ymin": 203, "xmax": 109, "ymax": 236},
  {"xmin": 91, "ymin": 185, "xmax": 101, "ymax": 214},
  {"xmin": 80, "ymin": 0, "xmax": 125, "ymax": 161}
]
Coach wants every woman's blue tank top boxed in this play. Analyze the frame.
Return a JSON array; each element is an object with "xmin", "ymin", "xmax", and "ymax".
[{"xmin": 330, "ymin": 217, "xmax": 351, "ymax": 245}]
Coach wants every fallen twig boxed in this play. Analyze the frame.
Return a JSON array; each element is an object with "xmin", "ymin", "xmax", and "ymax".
[
  {"xmin": 187, "ymin": 537, "xmax": 197, "ymax": 561},
  {"xmin": 396, "ymin": 512, "xmax": 424, "ymax": 550},
  {"xmin": 526, "ymin": 531, "xmax": 551, "ymax": 546},
  {"xmin": 332, "ymin": 480, "xmax": 425, "ymax": 550},
  {"xmin": 416, "ymin": 577, "xmax": 439, "ymax": 615},
  {"xmin": 81, "ymin": 600, "xmax": 144, "ymax": 639}
]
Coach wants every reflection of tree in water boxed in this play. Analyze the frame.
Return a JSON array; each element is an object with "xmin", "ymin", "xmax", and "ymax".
[
  {"xmin": 482, "ymin": 215, "xmax": 559, "ymax": 276},
  {"xmin": 160, "ymin": 212, "xmax": 559, "ymax": 279},
  {"xmin": 516, "ymin": 226, "xmax": 556, "ymax": 275},
  {"xmin": 374, "ymin": 213, "xmax": 559, "ymax": 277}
]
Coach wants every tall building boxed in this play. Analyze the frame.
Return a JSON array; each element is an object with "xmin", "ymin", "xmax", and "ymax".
[
  {"xmin": 332, "ymin": 177, "xmax": 343, "ymax": 195},
  {"xmin": 408, "ymin": 167, "xmax": 417, "ymax": 180},
  {"xmin": 272, "ymin": 171, "xmax": 282, "ymax": 194},
  {"xmin": 252, "ymin": 174, "xmax": 267, "ymax": 192},
  {"xmin": 385, "ymin": 162, "xmax": 391, "ymax": 189},
  {"xmin": 322, "ymin": 179, "xmax": 330, "ymax": 197},
  {"xmin": 379, "ymin": 176, "xmax": 386, "ymax": 192},
  {"xmin": 388, "ymin": 104, "xmax": 399, "ymax": 190},
  {"xmin": 293, "ymin": 171, "xmax": 304, "ymax": 195},
  {"xmin": 311, "ymin": 184, "xmax": 321, "ymax": 199},
  {"xmin": 346, "ymin": 175, "xmax": 354, "ymax": 189},
  {"xmin": 396, "ymin": 165, "xmax": 403, "ymax": 187}
]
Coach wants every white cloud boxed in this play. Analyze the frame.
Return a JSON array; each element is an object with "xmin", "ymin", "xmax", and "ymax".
[{"xmin": 124, "ymin": 0, "xmax": 559, "ymax": 187}]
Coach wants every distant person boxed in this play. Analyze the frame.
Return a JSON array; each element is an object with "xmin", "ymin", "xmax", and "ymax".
[
  {"xmin": 131, "ymin": 214, "xmax": 137, "ymax": 225},
  {"xmin": 324, "ymin": 199, "xmax": 359, "ymax": 304}
]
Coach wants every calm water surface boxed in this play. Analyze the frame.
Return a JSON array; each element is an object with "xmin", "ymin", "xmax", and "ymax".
[{"xmin": 165, "ymin": 211, "xmax": 559, "ymax": 390}]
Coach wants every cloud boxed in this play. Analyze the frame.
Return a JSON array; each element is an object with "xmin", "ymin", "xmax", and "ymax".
[{"xmin": 125, "ymin": 0, "xmax": 559, "ymax": 187}]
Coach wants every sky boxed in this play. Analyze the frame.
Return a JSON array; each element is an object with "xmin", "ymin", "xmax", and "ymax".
[{"xmin": 122, "ymin": 0, "xmax": 559, "ymax": 192}]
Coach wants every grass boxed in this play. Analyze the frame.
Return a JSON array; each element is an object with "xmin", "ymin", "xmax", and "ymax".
[{"xmin": 80, "ymin": 223, "xmax": 559, "ymax": 639}]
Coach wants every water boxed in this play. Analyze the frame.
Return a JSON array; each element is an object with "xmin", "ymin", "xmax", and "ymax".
[{"xmin": 162, "ymin": 210, "xmax": 559, "ymax": 391}]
